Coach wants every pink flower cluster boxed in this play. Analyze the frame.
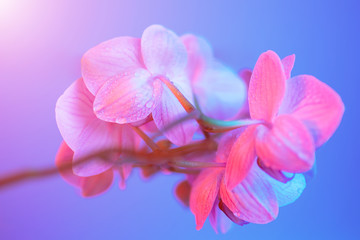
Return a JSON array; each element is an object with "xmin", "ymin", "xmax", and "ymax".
[{"xmin": 55, "ymin": 25, "xmax": 344, "ymax": 233}]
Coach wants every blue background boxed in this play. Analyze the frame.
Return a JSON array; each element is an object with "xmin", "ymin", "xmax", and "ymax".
[{"xmin": 0, "ymin": 0, "xmax": 359, "ymax": 239}]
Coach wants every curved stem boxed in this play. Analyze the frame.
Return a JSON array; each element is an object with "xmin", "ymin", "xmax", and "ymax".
[
  {"xmin": 152, "ymin": 110, "xmax": 200, "ymax": 140},
  {"xmin": 166, "ymin": 167, "xmax": 200, "ymax": 174},
  {"xmin": 157, "ymin": 76, "xmax": 196, "ymax": 113},
  {"xmin": 158, "ymin": 76, "xmax": 264, "ymax": 133},
  {"xmin": 0, "ymin": 139, "xmax": 217, "ymax": 189},
  {"xmin": 130, "ymin": 125, "xmax": 160, "ymax": 151},
  {"xmin": 199, "ymin": 115, "xmax": 264, "ymax": 133},
  {"xmin": 169, "ymin": 160, "xmax": 226, "ymax": 169}
]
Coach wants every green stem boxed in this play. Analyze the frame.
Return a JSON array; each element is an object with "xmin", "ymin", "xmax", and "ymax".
[
  {"xmin": 130, "ymin": 125, "xmax": 160, "ymax": 152},
  {"xmin": 199, "ymin": 115, "xmax": 264, "ymax": 133},
  {"xmin": 169, "ymin": 160, "xmax": 226, "ymax": 169},
  {"xmin": 158, "ymin": 76, "xmax": 263, "ymax": 133}
]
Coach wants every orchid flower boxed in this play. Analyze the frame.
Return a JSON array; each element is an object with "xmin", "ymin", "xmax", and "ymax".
[
  {"xmin": 81, "ymin": 25, "xmax": 197, "ymax": 146},
  {"xmin": 181, "ymin": 34, "xmax": 247, "ymax": 120},
  {"xmin": 55, "ymin": 78, "xmax": 138, "ymax": 177},
  {"xmin": 46, "ymin": 25, "xmax": 346, "ymax": 233},
  {"xmin": 189, "ymin": 129, "xmax": 306, "ymax": 231},
  {"xmin": 225, "ymin": 50, "xmax": 344, "ymax": 189}
]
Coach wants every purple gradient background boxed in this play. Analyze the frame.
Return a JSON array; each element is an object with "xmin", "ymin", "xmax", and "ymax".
[{"xmin": 0, "ymin": 0, "xmax": 359, "ymax": 239}]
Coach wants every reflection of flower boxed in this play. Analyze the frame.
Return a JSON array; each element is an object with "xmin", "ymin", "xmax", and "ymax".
[
  {"xmin": 55, "ymin": 141, "xmax": 115, "ymax": 197},
  {"xmin": 55, "ymin": 78, "xmax": 138, "ymax": 177},
  {"xmin": 56, "ymin": 141, "xmax": 133, "ymax": 197},
  {"xmin": 225, "ymin": 51, "xmax": 344, "ymax": 189}
]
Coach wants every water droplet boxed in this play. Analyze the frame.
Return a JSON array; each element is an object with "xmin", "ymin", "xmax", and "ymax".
[
  {"xmin": 297, "ymin": 152, "xmax": 307, "ymax": 160},
  {"xmin": 146, "ymin": 102, "xmax": 152, "ymax": 108}
]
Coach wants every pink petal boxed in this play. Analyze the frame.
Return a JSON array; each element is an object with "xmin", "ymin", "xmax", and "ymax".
[
  {"xmin": 130, "ymin": 114, "xmax": 153, "ymax": 127},
  {"xmin": 186, "ymin": 172, "xmax": 199, "ymax": 185},
  {"xmin": 234, "ymin": 69, "xmax": 252, "ymax": 119},
  {"xmin": 182, "ymin": 34, "xmax": 246, "ymax": 120},
  {"xmin": 265, "ymin": 173, "xmax": 306, "ymax": 207},
  {"xmin": 93, "ymin": 70, "xmax": 162, "ymax": 124},
  {"xmin": 140, "ymin": 165, "xmax": 161, "ymax": 179},
  {"xmin": 193, "ymin": 62, "xmax": 247, "ymax": 120},
  {"xmin": 56, "ymin": 78, "xmax": 95, "ymax": 150},
  {"xmin": 238, "ymin": 68, "xmax": 252, "ymax": 87},
  {"xmin": 248, "ymin": 50, "xmax": 286, "ymax": 122},
  {"xmin": 116, "ymin": 125, "xmax": 137, "ymax": 189},
  {"xmin": 80, "ymin": 170, "xmax": 114, "ymax": 197},
  {"xmin": 281, "ymin": 54, "xmax": 295, "ymax": 80},
  {"xmin": 303, "ymin": 162, "xmax": 317, "ymax": 183},
  {"xmin": 224, "ymin": 126, "xmax": 257, "ymax": 190},
  {"xmin": 152, "ymin": 87, "xmax": 197, "ymax": 146},
  {"xmin": 81, "ymin": 37, "xmax": 144, "ymax": 95},
  {"xmin": 120, "ymin": 123, "xmax": 140, "ymax": 154},
  {"xmin": 56, "ymin": 78, "xmax": 118, "ymax": 176},
  {"xmin": 175, "ymin": 180, "xmax": 192, "ymax": 207},
  {"xmin": 218, "ymin": 200, "xmax": 248, "ymax": 226},
  {"xmin": 279, "ymin": 75, "xmax": 344, "ymax": 147},
  {"xmin": 257, "ymin": 158, "xmax": 294, "ymax": 183},
  {"xmin": 55, "ymin": 141, "xmax": 81, "ymax": 187},
  {"xmin": 140, "ymin": 119, "xmax": 158, "ymax": 133},
  {"xmin": 209, "ymin": 200, "xmax": 220, "ymax": 234},
  {"xmin": 181, "ymin": 34, "xmax": 212, "ymax": 84},
  {"xmin": 216, "ymin": 128, "xmax": 244, "ymax": 163},
  {"xmin": 71, "ymin": 121, "xmax": 120, "ymax": 177},
  {"xmin": 141, "ymin": 25, "xmax": 187, "ymax": 78},
  {"xmin": 218, "ymin": 211, "xmax": 234, "ymax": 234},
  {"xmin": 209, "ymin": 199, "xmax": 233, "ymax": 234},
  {"xmin": 55, "ymin": 141, "xmax": 115, "ymax": 197},
  {"xmin": 190, "ymin": 168, "xmax": 223, "ymax": 230},
  {"xmin": 255, "ymin": 114, "xmax": 315, "ymax": 173},
  {"xmin": 220, "ymin": 164, "xmax": 279, "ymax": 224},
  {"xmin": 118, "ymin": 164, "xmax": 132, "ymax": 190}
]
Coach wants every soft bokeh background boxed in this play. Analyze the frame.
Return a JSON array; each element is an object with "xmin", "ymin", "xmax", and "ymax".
[{"xmin": 0, "ymin": 0, "xmax": 358, "ymax": 239}]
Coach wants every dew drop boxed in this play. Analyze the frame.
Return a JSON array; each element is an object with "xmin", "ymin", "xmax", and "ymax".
[
  {"xmin": 146, "ymin": 102, "xmax": 152, "ymax": 108},
  {"xmin": 234, "ymin": 212, "xmax": 241, "ymax": 218},
  {"xmin": 297, "ymin": 152, "xmax": 308, "ymax": 160}
]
